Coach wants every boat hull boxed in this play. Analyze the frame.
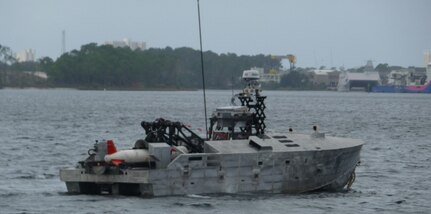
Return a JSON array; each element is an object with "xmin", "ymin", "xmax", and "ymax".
[
  {"xmin": 60, "ymin": 142, "xmax": 362, "ymax": 196},
  {"xmin": 372, "ymin": 81, "xmax": 431, "ymax": 93}
]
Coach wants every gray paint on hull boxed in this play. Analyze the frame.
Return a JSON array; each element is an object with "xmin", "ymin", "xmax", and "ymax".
[{"xmin": 60, "ymin": 133, "xmax": 362, "ymax": 196}]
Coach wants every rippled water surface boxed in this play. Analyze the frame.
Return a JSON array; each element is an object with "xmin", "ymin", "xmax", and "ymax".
[{"xmin": 1, "ymin": 89, "xmax": 430, "ymax": 213}]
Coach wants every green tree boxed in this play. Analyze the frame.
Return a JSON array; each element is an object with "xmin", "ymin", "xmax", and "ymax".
[
  {"xmin": 0, "ymin": 44, "xmax": 16, "ymax": 65},
  {"xmin": 280, "ymin": 71, "xmax": 311, "ymax": 89},
  {"xmin": 375, "ymin": 63, "xmax": 389, "ymax": 73},
  {"xmin": 47, "ymin": 43, "xmax": 281, "ymax": 89}
]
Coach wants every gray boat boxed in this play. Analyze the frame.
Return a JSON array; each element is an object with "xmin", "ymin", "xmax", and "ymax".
[{"xmin": 60, "ymin": 70, "xmax": 363, "ymax": 196}]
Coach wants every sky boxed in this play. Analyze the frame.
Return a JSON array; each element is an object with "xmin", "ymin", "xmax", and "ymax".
[{"xmin": 1, "ymin": 0, "xmax": 430, "ymax": 68}]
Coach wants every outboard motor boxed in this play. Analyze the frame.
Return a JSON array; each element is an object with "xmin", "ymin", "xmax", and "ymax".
[
  {"xmin": 81, "ymin": 140, "xmax": 117, "ymax": 175},
  {"xmin": 88, "ymin": 140, "xmax": 117, "ymax": 161}
]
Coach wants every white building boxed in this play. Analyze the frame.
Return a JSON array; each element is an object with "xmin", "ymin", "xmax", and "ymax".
[
  {"xmin": 424, "ymin": 50, "xmax": 431, "ymax": 83},
  {"xmin": 427, "ymin": 63, "xmax": 431, "ymax": 83},
  {"xmin": 337, "ymin": 60, "xmax": 381, "ymax": 91},
  {"xmin": 337, "ymin": 72, "xmax": 380, "ymax": 92},
  {"xmin": 16, "ymin": 49, "xmax": 36, "ymax": 62},
  {"xmin": 310, "ymin": 69, "xmax": 339, "ymax": 89},
  {"xmin": 105, "ymin": 38, "xmax": 146, "ymax": 50},
  {"xmin": 424, "ymin": 50, "xmax": 431, "ymax": 66},
  {"xmin": 249, "ymin": 67, "xmax": 282, "ymax": 83}
]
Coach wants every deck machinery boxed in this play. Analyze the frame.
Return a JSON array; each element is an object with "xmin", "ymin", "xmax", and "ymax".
[{"xmin": 60, "ymin": 70, "xmax": 363, "ymax": 196}]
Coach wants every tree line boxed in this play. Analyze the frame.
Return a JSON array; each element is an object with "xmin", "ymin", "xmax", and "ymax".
[
  {"xmin": 1, "ymin": 44, "xmax": 46, "ymax": 88},
  {"xmin": 3, "ymin": 43, "xmax": 420, "ymax": 90},
  {"xmin": 37, "ymin": 43, "xmax": 280, "ymax": 89}
]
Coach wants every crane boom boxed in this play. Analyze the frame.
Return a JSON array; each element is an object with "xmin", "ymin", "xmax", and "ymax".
[{"xmin": 271, "ymin": 54, "xmax": 296, "ymax": 71}]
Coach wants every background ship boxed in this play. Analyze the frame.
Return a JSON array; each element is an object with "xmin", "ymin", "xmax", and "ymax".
[{"xmin": 372, "ymin": 62, "xmax": 431, "ymax": 93}]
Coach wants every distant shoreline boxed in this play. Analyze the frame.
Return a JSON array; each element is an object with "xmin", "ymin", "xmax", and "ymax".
[
  {"xmin": 0, "ymin": 86, "xmax": 335, "ymax": 92},
  {"xmin": 0, "ymin": 86, "xmax": 199, "ymax": 91}
]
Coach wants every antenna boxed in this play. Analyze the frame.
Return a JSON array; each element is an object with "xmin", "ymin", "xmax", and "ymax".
[
  {"xmin": 313, "ymin": 50, "xmax": 317, "ymax": 68},
  {"xmin": 330, "ymin": 49, "xmax": 333, "ymax": 68},
  {"xmin": 61, "ymin": 30, "xmax": 66, "ymax": 55},
  {"xmin": 197, "ymin": 0, "xmax": 208, "ymax": 139}
]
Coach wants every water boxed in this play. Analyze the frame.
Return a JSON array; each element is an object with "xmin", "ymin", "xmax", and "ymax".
[{"xmin": 0, "ymin": 89, "xmax": 430, "ymax": 213}]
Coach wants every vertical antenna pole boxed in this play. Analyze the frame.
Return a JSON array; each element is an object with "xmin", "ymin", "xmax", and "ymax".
[
  {"xmin": 197, "ymin": 0, "xmax": 208, "ymax": 139},
  {"xmin": 62, "ymin": 30, "xmax": 66, "ymax": 55}
]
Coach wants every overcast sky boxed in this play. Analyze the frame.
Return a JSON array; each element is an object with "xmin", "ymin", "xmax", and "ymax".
[{"xmin": 1, "ymin": 0, "xmax": 430, "ymax": 68}]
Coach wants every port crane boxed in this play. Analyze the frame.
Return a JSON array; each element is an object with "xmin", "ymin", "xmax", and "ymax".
[{"xmin": 271, "ymin": 54, "xmax": 297, "ymax": 71}]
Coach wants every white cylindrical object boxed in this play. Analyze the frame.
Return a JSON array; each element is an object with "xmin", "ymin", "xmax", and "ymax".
[
  {"xmin": 104, "ymin": 149, "xmax": 151, "ymax": 163},
  {"xmin": 176, "ymin": 146, "xmax": 189, "ymax": 154}
]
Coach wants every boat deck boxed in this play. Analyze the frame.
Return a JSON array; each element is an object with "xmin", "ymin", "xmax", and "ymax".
[{"xmin": 204, "ymin": 133, "xmax": 363, "ymax": 154}]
